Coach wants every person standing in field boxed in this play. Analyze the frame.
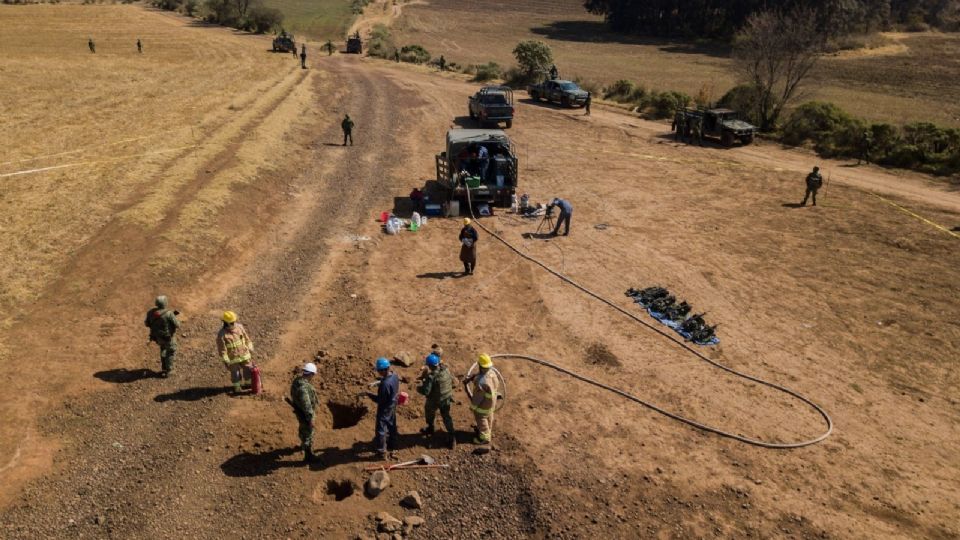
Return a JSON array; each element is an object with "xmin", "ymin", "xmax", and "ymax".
[
  {"xmin": 88, "ymin": 38, "xmax": 95, "ymax": 53},
  {"xmin": 459, "ymin": 218, "xmax": 479, "ymax": 275},
  {"xmin": 342, "ymin": 114, "xmax": 354, "ymax": 146},
  {"xmin": 137, "ymin": 39, "xmax": 142, "ymax": 53},
  {"xmin": 300, "ymin": 44, "xmax": 307, "ymax": 69},
  {"xmin": 584, "ymin": 92, "xmax": 592, "ymax": 116}
]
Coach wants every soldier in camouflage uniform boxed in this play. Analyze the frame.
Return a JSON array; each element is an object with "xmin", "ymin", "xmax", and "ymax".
[
  {"xmin": 417, "ymin": 353, "xmax": 456, "ymax": 449},
  {"xmin": 290, "ymin": 363, "xmax": 319, "ymax": 463},
  {"xmin": 144, "ymin": 295, "xmax": 180, "ymax": 377}
]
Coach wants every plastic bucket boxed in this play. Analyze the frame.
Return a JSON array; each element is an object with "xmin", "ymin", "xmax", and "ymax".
[
  {"xmin": 380, "ymin": 211, "xmax": 390, "ymax": 222},
  {"xmin": 398, "ymin": 391, "xmax": 409, "ymax": 406}
]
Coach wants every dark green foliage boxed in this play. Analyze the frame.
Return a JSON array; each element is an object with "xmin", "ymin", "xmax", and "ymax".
[
  {"xmin": 599, "ymin": 79, "xmax": 688, "ymax": 119},
  {"xmin": 503, "ymin": 66, "xmax": 539, "ymax": 88},
  {"xmin": 781, "ymin": 101, "xmax": 960, "ymax": 176},
  {"xmin": 153, "ymin": 0, "xmax": 183, "ymax": 10},
  {"xmin": 512, "ymin": 40, "xmax": 553, "ymax": 77},
  {"xmin": 584, "ymin": 0, "xmax": 960, "ymax": 39},
  {"xmin": 718, "ymin": 84, "xmax": 760, "ymax": 125},
  {"xmin": 351, "ymin": 0, "xmax": 372, "ymax": 15},
  {"xmin": 400, "ymin": 44, "xmax": 430, "ymax": 64},
  {"xmin": 246, "ymin": 5, "xmax": 283, "ymax": 33},
  {"xmin": 366, "ymin": 24, "xmax": 396, "ymax": 59},
  {"xmin": 472, "ymin": 62, "xmax": 502, "ymax": 82}
]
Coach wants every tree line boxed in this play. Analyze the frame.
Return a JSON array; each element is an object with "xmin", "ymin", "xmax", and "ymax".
[
  {"xmin": 152, "ymin": 0, "xmax": 283, "ymax": 34},
  {"xmin": 584, "ymin": 0, "xmax": 960, "ymax": 39}
]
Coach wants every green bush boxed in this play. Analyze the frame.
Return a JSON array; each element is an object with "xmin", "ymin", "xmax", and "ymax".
[
  {"xmin": 472, "ymin": 62, "xmax": 502, "ymax": 82},
  {"xmin": 718, "ymin": 84, "xmax": 760, "ymax": 124},
  {"xmin": 781, "ymin": 101, "xmax": 960, "ymax": 176},
  {"xmin": 503, "ymin": 66, "xmax": 538, "ymax": 88},
  {"xmin": 246, "ymin": 5, "xmax": 283, "ymax": 34},
  {"xmin": 512, "ymin": 40, "xmax": 553, "ymax": 77},
  {"xmin": 644, "ymin": 91, "xmax": 691, "ymax": 119},
  {"xmin": 366, "ymin": 24, "xmax": 395, "ymax": 59},
  {"xmin": 351, "ymin": 0, "xmax": 371, "ymax": 14},
  {"xmin": 399, "ymin": 44, "xmax": 430, "ymax": 64},
  {"xmin": 604, "ymin": 79, "xmax": 635, "ymax": 102}
]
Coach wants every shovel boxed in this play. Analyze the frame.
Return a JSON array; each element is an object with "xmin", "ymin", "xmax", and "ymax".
[{"xmin": 364, "ymin": 454, "xmax": 436, "ymax": 472}]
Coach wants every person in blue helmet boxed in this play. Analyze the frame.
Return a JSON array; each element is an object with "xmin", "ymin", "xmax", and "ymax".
[
  {"xmin": 369, "ymin": 357, "xmax": 400, "ymax": 458},
  {"xmin": 416, "ymin": 353, "xmax": 456, "ymax": 449}
]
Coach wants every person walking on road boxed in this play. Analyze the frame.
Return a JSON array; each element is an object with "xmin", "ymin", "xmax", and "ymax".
[
  {"xmin": 547, "ymin": 197, "xmax": 573, "ymax": 236},
  {"xmin": 417, "ymin": 353, "xmax": 456, "ymax": 449},
  {"xmin": 584, "ymin": 92, "xmax": 591, "ymax": 116},
  {"xmin": 217, "ymin": 310, "xmax": 255, "ymax": 393},
  {"xmin": 341, "ymin": 114, "xmax": 354, "ymax": 146},
  {"xmin": 368, "ymin": 358, "xmax": 399, "ymax": 459},
  {"xmin": 465, "ymin": 353, "xmax": 498, "ymax": 446},
  {"xmin": 459, "ymin": 217, "xmax": 479, "ymax": 275},
  {"xmin": 290, "ymin": 362, "xmax": 320, "ymax": 463},
  {"xmin": 137, "ymin": 39, "xmax": 142, "ymax": 53},
  {"xmin": 300, "ymin": 44, "xmax": 307, "ymax": 69},
  {"xmin": 144, "ymin": 295, "xmax": 180, "ymax": 378},
  {"xmin": 88, "ymin": 38, "xmax": 95, "ymax": 54},
  {"xmin": 801, "ymin": 166, "xmax": 824, "ymax": 207}
]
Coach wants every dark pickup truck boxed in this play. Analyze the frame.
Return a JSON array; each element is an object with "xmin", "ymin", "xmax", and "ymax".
[
  {"xmin": 527, "ymin": 79, "xmax": 588, "ymax": 108},
  {"xmin": 468, "ymin": 86, "xmax": 514, "ymax": 128}
]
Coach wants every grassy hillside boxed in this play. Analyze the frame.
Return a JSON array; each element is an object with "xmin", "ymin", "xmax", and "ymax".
[
  {"xmin": 392, "ymin": 0, "xmax": 960, "ymax": 127},
  {"xmin": 264, "ymin": 0, "xmax": 355, "ymax": 41}
]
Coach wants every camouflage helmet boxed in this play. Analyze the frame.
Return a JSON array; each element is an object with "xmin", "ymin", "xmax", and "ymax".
[{"xmin": 155, "ymin": 295, "xmax": 168, "ymax": 308}]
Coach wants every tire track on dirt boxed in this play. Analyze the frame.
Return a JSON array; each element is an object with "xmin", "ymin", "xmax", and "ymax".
[{"xmin": 0, "ymin": 58, "xmax": 405, "ymax": 538}]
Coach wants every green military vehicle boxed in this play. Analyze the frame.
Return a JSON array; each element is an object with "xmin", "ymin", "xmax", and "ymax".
[
  {"xmin": 434, "ymin": 129, "xmax": 518, "ymax": 212},
  {"xmin": 272, "ymin": 31, "xmax": 296, "ymax": 53},
  {"xmin": 673, "ymin": 108, "xmax": 757, "ymax": 146},
  {"xmin": 468, "ymin": 86, "xmax": 515, "ymax": 128}
]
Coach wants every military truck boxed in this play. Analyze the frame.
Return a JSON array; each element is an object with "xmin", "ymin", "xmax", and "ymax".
[
  {"xmin": 468, "ymin": 86, "xmax": 514, "ymax": 128},
  {"xmin": 346, "ymin": 32, "xmax": 362, "ymax": 54},
  {"xmin": 434, "ymin": 129, "xmax": 518, "ymax": 211},
  {"xmin": 272, "ymin": 31, "xmax": 295, "ymax": 53},
  {"xmin": 527, "ymin": 79, "xmax": 588, "ymax": 108},
  {"xmin": 673, "ymin": 108, "xmax": 757, "ymax": 146}
]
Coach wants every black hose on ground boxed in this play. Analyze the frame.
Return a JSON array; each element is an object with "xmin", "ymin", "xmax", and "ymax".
[{"xmin": 462, "ymin": 187, "xmax": 833, "ymax": 448}]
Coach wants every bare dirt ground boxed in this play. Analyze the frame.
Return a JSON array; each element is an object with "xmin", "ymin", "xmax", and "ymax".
[
  {"xmin": 1, "ymin": 4, "xmax": 959, "ymax": 540},
  {"xmin": 389, "ymin": 0, "xmax": 960, "ymax": 127}
]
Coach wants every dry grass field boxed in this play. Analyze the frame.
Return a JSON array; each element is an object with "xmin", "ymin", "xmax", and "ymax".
[
  {"xmin": 391, "ymin": 0, "xmax": 960, "ymax": 127},
  {"xmin": 0, "ymin": 2, "xmax": 319, "ymax": 504}
]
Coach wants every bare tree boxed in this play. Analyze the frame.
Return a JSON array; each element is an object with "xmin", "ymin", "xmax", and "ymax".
[{"xmin": 732, "ymin": 8, "xmax": 824, "ymax": 132}]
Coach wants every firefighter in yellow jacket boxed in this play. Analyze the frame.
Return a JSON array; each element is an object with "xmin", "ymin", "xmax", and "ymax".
[
  {"xmin": 216, "ymin": 310, "xmax": 254, "ymax": 393},
  {"xmin": 465, "ymin": 353, "xmax": 498, "ymax": 445}
]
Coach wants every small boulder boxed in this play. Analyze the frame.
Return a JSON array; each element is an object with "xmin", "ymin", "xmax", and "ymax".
[
  {"xmin": 375, "ymin": 512, "xmax": 403, "ymax": 533},
  {"xmin": 365, "ymin": 470, "xmax": 391, "ymax": 498},
  {"xmin": 403, "ymin": 516, "xmax": 425, "ymax": 528},
  {"xmin": 400, "ymin": 491, "xmax": 423, "ymax": 510},
  {"xmin": 393, "ymin": 352, "xmax": 414, "ymax": 368}
]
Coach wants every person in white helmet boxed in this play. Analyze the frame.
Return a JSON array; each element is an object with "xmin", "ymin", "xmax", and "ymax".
[{"xmin": 290, "ymin": 363, "xmax": 319, "ymax": 463}]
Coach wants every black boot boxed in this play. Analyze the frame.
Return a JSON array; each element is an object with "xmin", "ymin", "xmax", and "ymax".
[
  {"xmin": 419, "ymin": 425, "xmax": 435, "ymax": 436},
  {"xmin": 303, "ymin": 448, "xmax": 316, "ymax": 463},
  {"xmin": 447, "ymin": 433, "xmax": 456, "ymax": 450}
]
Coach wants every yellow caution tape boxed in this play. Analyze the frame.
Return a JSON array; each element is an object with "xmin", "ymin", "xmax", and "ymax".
[{"xmin": 870, "ymin": 192, "xmax": 960, "ymax": 240}]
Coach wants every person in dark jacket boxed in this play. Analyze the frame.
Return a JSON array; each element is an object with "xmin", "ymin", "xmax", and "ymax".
[
  {"xmin": 144, "ymin": 295, "xmax": 180, "ymax": 377},
  {"xmin": 547, "ymin": 198, "xmax": 573, "ymax": 236},
  {"xmin": 290, "ymin": 362, "xmax": 319, "ymax": 463},
  {"xmin": 459, "ymin": 218, "xmax": 479, "ymax": 275},
  {"xmin": 300, "ymin": 43, "xmax": 307, "ymax": 69},
  {"xmin": 369, "ymin": 357, "xmax": 399, "ymax": 458},
  {"xmin": 801, "ymin": 166, "xmax": 824, "ymax": 206}
]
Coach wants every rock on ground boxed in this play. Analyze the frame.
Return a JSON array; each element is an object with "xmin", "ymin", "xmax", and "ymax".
[
  {"xmin": 400, "ymin": 490, "xmax": 423, "ymax": 510},
  {"xmin": 365, "ymin": 470, "xmax": 391, "ymax": 498}
]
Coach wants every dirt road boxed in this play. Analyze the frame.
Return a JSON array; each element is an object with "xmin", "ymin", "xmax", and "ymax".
[{"xmin": 2, "ymin": 9, "xmax": 959, "ymax": 538}]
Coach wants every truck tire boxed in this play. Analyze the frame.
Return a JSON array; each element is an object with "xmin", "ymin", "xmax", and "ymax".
[
  {"xmin": 741, "ymin": 134, "xmax": 754, "ymax": 145},
  {"xmin": 505, "ymin": 120, "xmax": 512, "ymax": 128},
  {"xmin": 469, "ymin": 109, "xmax": 476, "ymax": 120},
  {"xmin": 721, "ymin": 131, "xmax": 734, "ymax": 147},
  {"xmin": 561, "ymin": 96, "xmax": 570, "ymax": 108},
  {"xmin": 530, "ymin": 91, "xmax": 539, "ymax": 101}
]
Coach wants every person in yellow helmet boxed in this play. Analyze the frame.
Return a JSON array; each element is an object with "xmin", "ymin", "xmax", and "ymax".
[
  {"xmin": 216, "ymin": 310, "xmax": 255, "ymax": 393},
  {"xmin": 459, "ymin": 217, "xmax": 479, "ymax": 276},
  {"xmin": 464, "ymin": 353, "xmax": 498, "ymax": 445}
]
